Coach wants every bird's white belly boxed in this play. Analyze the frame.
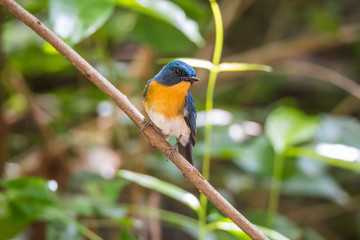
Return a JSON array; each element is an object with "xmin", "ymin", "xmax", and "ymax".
[{"xmin": 146, "ymin": 109, "xmax": 190, "ymax": 146}]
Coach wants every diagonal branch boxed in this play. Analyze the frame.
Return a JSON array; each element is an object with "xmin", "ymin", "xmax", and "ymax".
[{"xmin": 0, "ymin": 0, "xmax": 268, "ymax": 239}]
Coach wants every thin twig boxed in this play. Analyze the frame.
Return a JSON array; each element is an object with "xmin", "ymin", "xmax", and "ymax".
[
  {"xmin": 7, "ymin": 67, "xmax": 70, "ymax": 183},
  {"xmin": 286, "ymin": 194, "xmax": 360, "ymax": 224},
  {"xmin": 280, "ymin": 61, "xmax": 360, "ymax": 117},
  {"xmin": 149, "ymin": 191, "xmax": 162, "ymax": 240},
  {"xmin": 225, "ymin": 23, "xmax": 360, "ymax": 64},
  {"xmin": 280, "ymin": 60, "xmax": 360, "ymax": 100},
  {"xmin": 0, "ymin": 11, "xmax": 7, "ymax": 177},
  {"xmin": 0, "ymin": 0, "xmax": 268, "ymax": 239},
  {"xmin": 194, "ymin": 23, "xmax": 360, "ymax": 89},
  {"xmin": 331, "ymin": 95, "xmax": 360, "ymax": 115}
]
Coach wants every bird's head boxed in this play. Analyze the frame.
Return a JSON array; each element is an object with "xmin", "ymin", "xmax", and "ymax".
[{"xmin": 154, "ymin": 60, "xmax": 200, "ymax": 86}]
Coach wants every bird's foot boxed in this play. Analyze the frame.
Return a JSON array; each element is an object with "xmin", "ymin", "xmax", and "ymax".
[
  {"xmin": 140, "ymin": 119, "xmax": 153, "ymax": 133},
  {"xmin": 164, "ymin": 135, "xmax": 182, "ymax": 161},
  {"xmin": 165, "ymin": 145, "xmax": 177, "ymax": 161},
  {"xmin": 149, "ymin": 143, "xmax": 155, "ymax": 149}
]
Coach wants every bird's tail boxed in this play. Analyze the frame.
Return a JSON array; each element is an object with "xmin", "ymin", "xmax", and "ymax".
[{"xmin": 178, "ymin": 142, "xmax": 194, "ymax": 166}]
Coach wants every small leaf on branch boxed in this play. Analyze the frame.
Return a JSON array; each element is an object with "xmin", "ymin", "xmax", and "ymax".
[
  {"xmin": 218, "ymin": 62, "xmax": 272, "ymax": 73},
  {"xmin": 117, "ymin": 170, "xmax": 200, "ymax": 211}
]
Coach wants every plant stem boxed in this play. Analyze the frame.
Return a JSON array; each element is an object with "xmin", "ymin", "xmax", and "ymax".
[
  {"xmin": 0, "ymin": 12, "xmax": 7, "ymax": 178},
  {"xmin": 209, "ymin": 1, "xmax": 223, "ymax": 66},
  {"xmin": 267, "ymin": 152, "xmax": 285, "ymax": 228},
  {"xmin": 199, "ymin": 1, "xmax": 223, "ymax": 240},
  {"xmin": 53, "ymin": 209, "xmax": 102, "ymax": 240}
]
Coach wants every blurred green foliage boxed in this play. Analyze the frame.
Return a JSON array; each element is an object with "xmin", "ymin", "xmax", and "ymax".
[
  {"xmin": 0, "ymin": 178, "xmax": 56, "ymax": 239},
  {"xmin": 1, "ymin": 0, "xmax": 360, "ymax": 239}
]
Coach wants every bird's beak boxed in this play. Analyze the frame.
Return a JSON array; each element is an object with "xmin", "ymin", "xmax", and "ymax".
[{"xmin": 187, "ymin": 76, "xmax": 200, "ymax": 82}]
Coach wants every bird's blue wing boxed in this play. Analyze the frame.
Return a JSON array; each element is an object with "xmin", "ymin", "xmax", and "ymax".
[
  {"xmin": 184, "ymin": 92, "xmax": 197, "ymax": 146},
  {"xmin": 143, "ymin": 79, "xmax": 153, "ymax": 99}
]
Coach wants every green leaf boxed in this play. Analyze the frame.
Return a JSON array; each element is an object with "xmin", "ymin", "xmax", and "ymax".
[
  {"xmin": 47, "ymin": 220, "xmax": 83, "ymax": 240},
  {"xmin": 0, "ymin": 194, "xmax": 25, "ymax": 240},
  {"xmin": 11, "ymin": 47, "xmax": 71, "ymax": 74},
  {"xmin": 114, "ymin": 0, "xmax": 204, "ymax": 46},
  {"xmin": 217, "ymin": 62, "xmax": 272, "ymax": 73},
  {"xmin": 282, "ymin": 172, "xmax": 349, "ymax": 203},
  {"xmin": 0, "ymin": 177, "xmax": 57, "ymax": 239},
  {"xmin": 175, "ymin": 58, "xmax": 214, "ymax": 70},
  {"xmin": 3, "ymin": 21, "xmax": 42, "ymax": 53},
  {"xmin": 316, "ymin": 115, "xmax": 360, "ymax": 148},
  {"xmin": 257, "ymin": 226, "xmax": 290, "ymax": 240},
  {"xmin": 235, "ymin": 136, "xmax": 275, "ymax": 176},
  {"xmin": 122, "ymin": 204, "xmax": 199, "ymax": 236},
  {"xmin": 49, "ymin": 0, "xmax": 115, "ymax": 44},
  {"xmin": 117, "ymin": 170, "xmax": 200, "ymax": 211},
  {"xmin": 207, "ymin": 218, "xmax": 289, "ymax": 240},
  {"xmin": 208, "ymin": 221, "xmax": 251, "ymax": 240},
  {"xmin": 82, "ymin": 179, "xmax": 126, "ymax": 204},
  {"xmin": 0, "ymin": 215, "xmax": 29, "ymax": 240},
  {"xmin": 265, "ymin": 107, "xmax": 320, "ymax": 153},
  {"xmin": 245, "ymin": 211, "xmax": 297, "ymax": 240},
  {"xmin": 287, "ymin": 147, "xmax": 360, "ymax": 172},
  {"xmin": 2, "ymin": 177, "xmax": 56, "ymax": 205},
  {"xmin": 0, "ymin": 194, "xmax": 8, "ymax": 218},
  {"xmin": 161, "ymin": 59, "xmax": 273, "ymax": 73},
  {"xmin": 66, "ymin": 196, "xmax": 95, "ymax": 216},
  {"xmin": 50, "ymin": 209, "xmax": 103, "ymax": 240},
  {"xmin": 283, "ymin": 115, "xmax": 360, "ymax": 172},
  {"xmin": 132, "ymin": 15, "xmax": 196, "ymax": 54}
]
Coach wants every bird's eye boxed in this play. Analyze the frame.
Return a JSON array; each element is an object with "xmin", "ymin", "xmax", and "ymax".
[{"xmin": 174, "ymin": 68, "xmax": 182, "ymax": 75}]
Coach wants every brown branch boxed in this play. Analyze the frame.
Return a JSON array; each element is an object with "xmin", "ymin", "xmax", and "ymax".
[
  {"xmin": 0, "ymin": 88, "xmax": 7, "ymax": 177},
  {"xmin": 0, "ymin": 10, "xmax": 7, "ymax": 177},
  {"xmin": 225, "ymin": 23, "xmax": 360, "ymax": 65},
  {"xmin": 0, "ymin": 0, "xmax": 268, "ymax": 239},
  {"xmin": 193, "ymin": 23, "xmax": 360, "ymax": 89},
  {"xmin": 149, "ymin": 191, "xmax": 162, "ymax": 240},
  {"xmin": 279, "ymin": 61, "xmax": 360, "ymax": 100},
  {"xmin": 331, "ymin": 95, "xmax": 360, "ymax": 115},
  {"xmin": 7, "ymin": 68, "xmax": 70, "ymax": 184},
  {"xmin": 278, "ymin": 60, "xmax": 360, "ymax": 117},
  {"xmin": 286, "ymin": 194, "xmax": 360, "ymax": 224}
]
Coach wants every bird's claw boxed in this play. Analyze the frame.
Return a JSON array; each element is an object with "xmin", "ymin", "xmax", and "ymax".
[
  {"xmin": 165, "ymin": 145, "xmax": 177, "ymax": 161},
  {"xmin": 164, "ymin": 135, "xmax": 182, "ymax": 161},
  {"xmin": 140, "ymin": 119, "xmax": 153, "ymax": 133}
]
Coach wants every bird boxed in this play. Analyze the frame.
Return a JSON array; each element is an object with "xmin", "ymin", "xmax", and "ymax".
[{"xmin": 142, "ymin": 60, "xmax": 199, "ymax": 166}]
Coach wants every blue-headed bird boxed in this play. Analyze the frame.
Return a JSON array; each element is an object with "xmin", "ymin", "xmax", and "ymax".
[{"xmin": 142, "ymin": 60, "xmax": 199, "ymax": 166}]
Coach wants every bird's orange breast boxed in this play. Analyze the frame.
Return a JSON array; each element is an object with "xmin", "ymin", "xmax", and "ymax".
[{"xmin": 144, "ymin": 81, "xmax": 191, "ymax": 118}]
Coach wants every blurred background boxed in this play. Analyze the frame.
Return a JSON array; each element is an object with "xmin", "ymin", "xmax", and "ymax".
[{"xmin": 1, "ymin": 0, "xmax": 360, "ymax": 239}]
